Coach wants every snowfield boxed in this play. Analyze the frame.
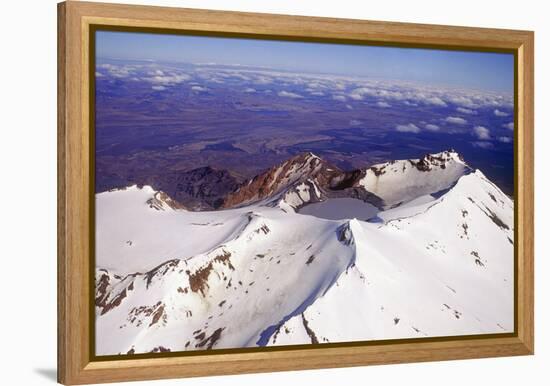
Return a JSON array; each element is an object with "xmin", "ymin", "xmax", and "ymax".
[{"xmin": 95, "ymin": 152, "xmax": 514, "ymax": 355}]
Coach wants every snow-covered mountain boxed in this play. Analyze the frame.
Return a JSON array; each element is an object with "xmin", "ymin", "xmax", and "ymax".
[{"xmin": 95, "ymin": 151, "xmax": 514, "ymax": 355}]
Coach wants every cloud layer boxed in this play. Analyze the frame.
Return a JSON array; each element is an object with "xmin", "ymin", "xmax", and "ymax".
[{"xmin": 95, "ymin": 60, "xmax": 515, "ymax": 150}]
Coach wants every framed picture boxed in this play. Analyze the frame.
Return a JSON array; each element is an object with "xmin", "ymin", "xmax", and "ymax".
[{"xmin": 58, "ymin": 1, "xmax": 534, "ymax": 384}]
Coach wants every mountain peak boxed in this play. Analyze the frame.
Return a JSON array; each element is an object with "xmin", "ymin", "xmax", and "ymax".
[
  {"xmin": 421, "ymin": 149, "xmax": 467, "ymax": 165},
  {"xmin": 222, "ymin": 153, "xmax": 339, "ymax": 208},
  {"xmin": 303, "ymin": 151, "xmax": 320, "ymax": 160},
  {"xmin": 411, "ymin": 150, "xmax": 468, "ymax": 172},
  {"xmin": 286, "ymin": 151, "xmax": 322, "ymax": 165}
]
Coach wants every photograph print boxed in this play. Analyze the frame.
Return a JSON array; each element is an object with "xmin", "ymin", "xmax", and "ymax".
[{"xmin": 93, "ymin": 30, "xmax": 515, "ymax": 356}]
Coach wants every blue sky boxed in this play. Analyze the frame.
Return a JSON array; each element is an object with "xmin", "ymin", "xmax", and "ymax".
[{"xmin": 96, "ymin": 30, "xmax": 514, "ymax": 93}]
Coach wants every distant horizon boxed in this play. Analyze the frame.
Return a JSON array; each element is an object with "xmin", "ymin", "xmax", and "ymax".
[
  {"xmin": 96, "ymin": 56, "xmax": 513, "ymax": 97},
  {"xmin": 96, "ymin": 30, "xmax": 514, "ymax": 93}
]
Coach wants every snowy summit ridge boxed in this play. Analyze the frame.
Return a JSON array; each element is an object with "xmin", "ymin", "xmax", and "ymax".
[{"xmin": 223, "ymin": 149, "xmax": 472, "ymax": 212}]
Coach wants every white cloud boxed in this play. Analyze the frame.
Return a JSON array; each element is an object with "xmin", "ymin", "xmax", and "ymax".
[
  {"xmin": 226, "ymin": 72, "xmax": 251, "ymax": 82},
  {"xmin": 376, "ymin": 101, "xmax": 391, "ymax": 108},
  {"xmin": 494, "ymin": 109, "xmax": 509, "ymax": 117},
  {"xmin": 95, "ymin": 72, "xmax": 103, "ymax": 77},
  {"xmin": 146, "ymin": 73, "xmax": 190, "ymax": 85},
  {"xmin": 420, "ymin": 96, "xmax": 447, "ymax": 107},
  {"xmin": 498, "ymin": 136, "xmax": 512, "ymax": 143},
  {"xmin": 151, "ymin": 85, "xmax": 166, "ymax": 91},
  {"xmin": 253, "ymin": 76, "xmax": 273, "ymax": 85},
  {"xmin": 378, "ymin": 89, "xmax": 405, "ymax": 100},
  {"xmin": 332, "ymin": 95, "xmax": 347, "ymax": 102},
  {"xmin": 349, "ymin": 120, "xmax": 362, "ymax": 126},
  {"xmin": 348, "ymin": 87, "xmax": 375, "ymax": 100},
  {"xmin": 310, "ymin": 91, "xmax": 325, "ymax": 96},
  {"xmin": 278, "ymin": 90, "xmax": 303, "ymax": 99},
  {"xmin": 347, "ymin": 85, "xmax": 434, "ymax": 104},
  {"xmin": 207, "ymin": 77, "xmax": 225, "ymax": 84},
  {"xmin": 456, "ymin": 107, "xmax": 476, "ymax": 115},
  {"xmin": 473, "ymin": 125, "xmax": 491, "ymax": 140},
  {"xmin": 396, "ymin": 123, "xmax": 421, "ymax": 133},
  {"xmin": 191, "ymin": 85, "xmax": 207, "ymax": 92},
  {"xmin": 503, "ymin": 122, "xmax": 515, "ymax": 130},
  {"xmin": 99, "ymin": 63, "xmax": 133, "ymax": 78},
  {"xmin": 425, "ymin": 124, "xmax": 440, "ymax": 131},
  {"xmin": 448, "ymin": 95, "xmax": 478, "ymax": 108},
  {"xmin": 307, "ymin": 81, "xmax": 326, "ymax": 89},
  {"xmin": 445, "ymin": 116, "xmax": 468, "ymax": 125},
  {"xmin": 244, "ymin": 87, "xmax": 256, "ymax": 93},
  {"xmin": 472, "ymin": 141, "xmax": 494, "ymax": 149}
]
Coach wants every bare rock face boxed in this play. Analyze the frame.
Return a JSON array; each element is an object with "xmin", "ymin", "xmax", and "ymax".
[
  {"xmin": 222, "ymin": 152, "xmax": 342, "ymax": 208},
  {"xmin": 148, "ymin": 166, "xmax": 241, "ymax": 210},
  {"xmin": 329, "ymin": 168, "xmax": 366, "ymax": 190}
]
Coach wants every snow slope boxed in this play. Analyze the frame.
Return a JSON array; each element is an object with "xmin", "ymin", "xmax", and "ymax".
[
  {"xmin": 95, "ymin": 153, "xmax": 514, "ymax": 355},
  {"xmin": 96, "ymin": 199, "xmax": 357, "ymax": 354},
  {"xmin": 269, "ymin": 170, "xmax": 514, "ymax": 345}
]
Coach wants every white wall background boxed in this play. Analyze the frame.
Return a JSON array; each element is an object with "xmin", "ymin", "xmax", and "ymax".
[{"xmin": 0, "ymin": 0, "xmax": 546, "ymax": 385}]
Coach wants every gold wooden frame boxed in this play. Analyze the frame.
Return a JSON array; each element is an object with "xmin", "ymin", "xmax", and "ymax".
[{"xmin": 58, "ymin": 1, "xmax": 534, "ymax": 384}]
